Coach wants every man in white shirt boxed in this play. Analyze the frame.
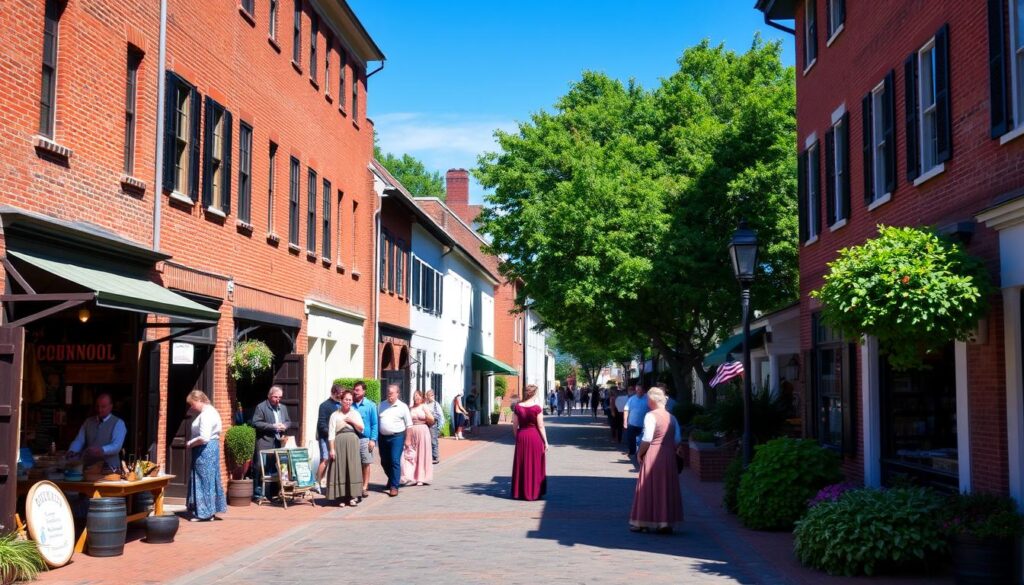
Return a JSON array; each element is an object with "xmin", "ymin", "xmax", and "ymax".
[
  {"xmin": 67, "ymin": 393, "xmax": 126, "ymax": 470},
  {"xmin": 377, "ymin": 384, "xmax": 413, "ymax": 497}
]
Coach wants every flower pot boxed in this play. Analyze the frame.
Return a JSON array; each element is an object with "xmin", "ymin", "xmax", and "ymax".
[
  {"xmin": 951, "ymin": 534, "xmax": 1018, "ymax": 585},
  {"xmin": 228, "ymin": 478, "xmax": 253, "ymax": 506},
  {"xmin": 145, "ymin": 515, "xmax": 179, "ymax": 544},
  {"xmin": 490, "ymin": 413, "xmax": 501, "ymax": 425}
]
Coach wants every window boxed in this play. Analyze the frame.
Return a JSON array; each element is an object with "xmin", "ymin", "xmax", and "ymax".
[
  {"xmin": 39, "ymin": 0, "xmax": 62, "ymax": 138},
  {"xmin": 124, "ymin": 49, "xmax": 143, "ymax": 174},
  {"xmin": 268, "ymin": 142, "xmax": 278, "ymax": 233},
  {"xmin": 1015, "ymin": 0, "xmax": 1024, "ymax": 121},
  {"xmin": 825, "ymin": 113, "xmax": 849, "ymax": 226},
  {"xmin": 322, "ymin": 178, "xmax": 331, "ymax": 259},
  {"xmin": 202, "ymin": 98, "xmax": 232, "ymax": 214},
  {"xmin": 395, "ymin": 240, "xmax": 405, "ymax": 296},
  {"xmin": 379, "ymin": 229, "xmax": 387, "ymax": 290},
  {"xmin": 812, "ymin": 314, "xmax": 853, "ymax": 452},
  {"xmin": 919, "ymin": 42, "xmax": 939, "ymax": 172},
  {"xmin": 469, "ymin": 286, "xmax": 475, "ymax": 327},
  {"xmin": 338, "ymin": 50, "xmax": 347, "ymax": 111},
  {"xmin": 238, "ymin": 123, "xmax": 253, "ymax": 224},
  {"xmin": 268, "ymin": 0, "xmax": 278, "ymax": 40},
  {"xmin": 412, "ymin": 258, "xmax": 420, "ymax": 305},
  {"xmin": 798, "ymin": 142, "xmax": 820, "ymax": 243},
  {"xmin": 351, "ymin": 200, "xmax": 358, "ymax": 270},
  {"xmin": 162, "ymin": 72, "xmax": 200, "ymax": 200},
  {"xmin": 387, "ymin": 235, "xmax": 395, "ymax": 291},
  {"xmin": 803, "ymin": 0, "xmax": 817, "ymax": 70},
  {"xmin": 335, "ymin": 190, "xmax": 344, "ymax": 264},
  {"xmin": 994, "ymin": 0, "xmax": 1024, "ymax": 136},
  {"xmin": 292, "ymin": 0, "xmax": 301, "ymax": 65},
  {"xmin": 862, "ymin": 72, "xmax": 896, "ymax": 204},
  {"xmin": 307, "ymin": 168, "xmax": 317, "ymax": 252},
  {"xmin": 241, "ymin": 0, "xmax": 254, "ymax": 14},
  {"xmin": 352, "ymin": 69, "xmax": 359, "ymax": 122},
  {"xmin": 288, "ymin": 157, "xmax": 300, "ymax": 245},
  {"xmin": 826, "ymin": 0, "xmax": 844, "ymax": 40},
  {"xmin": 324, "ymin": 42, "xmax": 331, "ymax": 97},
  {"xmin": 309, "ymin": 13, "xmax": 318, "ymax": 84},
  {"xmin": 906, "ymin": 26, "xmax": 952, "ymax": 180}
]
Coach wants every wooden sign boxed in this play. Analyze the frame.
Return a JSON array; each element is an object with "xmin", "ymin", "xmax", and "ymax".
[
  {"xmin": 25, "ymin": 481, "xmax": 74, "ymax": 567},
  {"xmin": 35, "ymin": 343, "xmax": 117, "ymax": 363}
]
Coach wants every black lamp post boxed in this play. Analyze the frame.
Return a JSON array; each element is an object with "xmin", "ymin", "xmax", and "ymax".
[{"xmin": 729, "ymin": 220, "xmax": 759, "ymax": 467}]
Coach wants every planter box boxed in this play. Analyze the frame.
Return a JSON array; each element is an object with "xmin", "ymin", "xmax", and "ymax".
[{"xmin": 690, "ymin": 441, "xmax": 736, "ymax": 482}]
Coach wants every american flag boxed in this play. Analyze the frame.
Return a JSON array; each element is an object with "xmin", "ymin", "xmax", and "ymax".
[{"xmin": 709, "ymin": 361, "xmax": 744, "ymax": 388}]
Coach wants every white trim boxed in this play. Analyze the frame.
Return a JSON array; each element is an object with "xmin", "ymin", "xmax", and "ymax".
[
  {"xmin": 977, "ymin": 195, "xmax": 1024, "ymax": 231},
  {"xmin": 1010, "ymin": 0, "xmax": 1023, "ymax": 133},
  {"xmin": 304, "ymin": 298, "xmax": 366, "ymax": 321},
  {"xmin": 1004, "ymin": 288, "xmax": 1024, "ymax": 505},
  {"xmin": 803, "ymin": 235, "xmax": 818, "ymax": 246},
  {"xmin": 828, "ymin": 218, "xmax": 847, "ymax": 232},
  {"xmin": 999, "ymin": 124, "xmax": 1024, "ymax": 146},
  {"xmin": 803, "ymin": 131, "xmax": 818, "ymax": 149},
  {"xmin": 802, "ymin": 59, "xmax": 817, "ymax": 76},
  {"xmin": 830, "ymin": 103, "xmax": 846, "ymax": 125},
  {"xmin": 826, "ymin": 23, "xmax": 844, "ymax": 47},
  {"xmin": 205, "ymin": 206, "xmax": 226, "ymax": 218},
  {"xmin": 912, "ymin": 162, "xmax": 945, "ymax": 187},
  {"xmin": 169, "ymin": 191, "xmax": 195, "ymax": 206},
  {"xmin": 918, "ymin": 38, "xmax": 940, "ymax": 175},
  {"xmin": 861, "ymin": 336, "xmax": 882, "ymax": 487},
  {"xmin": 955, "ymin": 341, "xmax": 971, "ymax": 492},
  {"xmin": 866, "ymin": 192, "xmax": 891, "ymax": 211}
]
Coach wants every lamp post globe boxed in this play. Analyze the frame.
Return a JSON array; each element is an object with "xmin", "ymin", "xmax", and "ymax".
[{"xmin": 730, "ymin": 220, "xmax": 758, "ymax": 467}]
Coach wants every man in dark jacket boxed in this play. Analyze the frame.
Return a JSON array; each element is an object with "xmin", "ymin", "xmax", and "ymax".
[
  {"xmin": 252, "ymin": 385, "xmax": 292, "ymax": 500},
  {"xmin": 315, "ymin": 383, "xmax": 344, "ymax": 492}
]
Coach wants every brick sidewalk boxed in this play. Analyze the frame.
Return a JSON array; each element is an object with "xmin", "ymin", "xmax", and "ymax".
[{"xmin": 33, "ymin": 425, "xmax": 504, "ymax": 585}]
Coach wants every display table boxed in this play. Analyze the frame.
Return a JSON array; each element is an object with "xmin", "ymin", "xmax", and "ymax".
[{"xmin": 19, "ymin": 475, "xmax": 174, "ymax": 553}]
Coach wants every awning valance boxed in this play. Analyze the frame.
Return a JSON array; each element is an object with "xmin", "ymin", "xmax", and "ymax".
[
  {"xmin": 471, "ymin": 352, "xmax": 517, "ymax": 375},
  {"xmin": 703, "ymin": 327, "xmax": 767, "ymax": 369}
]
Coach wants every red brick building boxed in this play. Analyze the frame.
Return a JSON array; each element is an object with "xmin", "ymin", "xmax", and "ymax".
[{"xmin": 756, "ymin": 0, "xmax": 1024, "ymax": 496}]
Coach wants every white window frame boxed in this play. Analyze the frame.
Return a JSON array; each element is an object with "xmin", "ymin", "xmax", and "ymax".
[
  {"xmin": 1010, "ymin": 0, "xmax": 1024, "ymax": 135},
  {"xmin": 803, "ymin": 0, "xmax": 817, "ymax": 72},
  {"xmin": 918, "ymin": 38, "xmax": 940, "ymax": 175},
  {"xmin": 871, "ymin": 80, "xmax": 889, "ymax": 202},
  {"xmin": 806, "ymin": 141, "xmax": 820, "ymax": 241},
  {"xmin": 826, "ymin": 0, "xmax": 844, "ymax": 44},
  {"xmin": 173, "ymin": 84, "xmax": 191, "ymax": 196}
]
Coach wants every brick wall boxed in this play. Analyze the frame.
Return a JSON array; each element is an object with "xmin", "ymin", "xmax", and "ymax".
[{"xmin": 690, "ymin": 442, "xmax": 738, "ymax": 482}]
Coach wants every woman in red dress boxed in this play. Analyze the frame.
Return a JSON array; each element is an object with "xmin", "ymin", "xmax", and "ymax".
[
  {"xmin": 511, "ymin": 384, "xmax": 549, "ymax": 500},
  {"xmin": 629, "ymin": 387, "xmax": 683, "ymax": 533}
]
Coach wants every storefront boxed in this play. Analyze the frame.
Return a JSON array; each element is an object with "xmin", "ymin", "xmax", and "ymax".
[
  {"xmin": 379, "ymin": 323, "xmax": 412, "ymax": 399},
  {"xmin": 304, "ymin": 300, "xmax": 365, "ymax": 445}
]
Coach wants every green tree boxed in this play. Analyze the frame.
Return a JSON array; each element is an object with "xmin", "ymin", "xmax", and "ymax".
[
  {"xmin": 476, "ymin": 37, "xmax": 797, "ymax": 404},
  {"xmin": 374, "ymin": 145, "xmax": 446, "ymax": 199}
]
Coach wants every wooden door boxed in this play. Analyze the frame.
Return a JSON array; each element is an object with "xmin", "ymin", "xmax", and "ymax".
[
  {"xmin": 165, "ymin": 344, "xmax": 213, "ymax": 500},
  {"xmin": 273, "ymin": 353, "xmax": 303, "ymax": 441},
  {"xmin": 0, "ymin": 327, "xmax": 24, "ymax": 532},
  {"xmin": 382, "ymin": 370, "xmax": 406, "ymax": 402}
]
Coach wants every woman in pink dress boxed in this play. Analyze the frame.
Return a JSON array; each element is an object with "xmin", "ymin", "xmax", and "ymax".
[
  {"xmin": 629, "ymin": 387, "xmax": 683, "ymax": 533},
  {"xmin": 401, "ymin": 391, "xmax": 435, "ymax": 485},
  {"xmin": 511, "ymin": 384, "xmax": 549, "ymax": 500}
]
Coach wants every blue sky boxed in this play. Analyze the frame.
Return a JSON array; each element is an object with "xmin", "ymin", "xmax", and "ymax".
[{"xmin": 349, "ymin": 1, "xmax": 795, "ymax": 203}]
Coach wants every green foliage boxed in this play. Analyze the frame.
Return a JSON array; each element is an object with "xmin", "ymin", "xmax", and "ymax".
[
  {"xmin": 494, "ymin": 376, "xmax": 508, "ymax": 399},
  {"xmin": 722, "ymin": 454, "xmax": 745, "ymax": 514},
  {"xmin": 689, "ymin": 429, "xmax": 716, "ymax": 444},
  {"xmin": 224, "ymin": 424, "xmax": 256, "ymax": 467},
  {"xmin": 737, "ymin": 438, "xmax": 842, "ymax": 530},
  {"xmin": 440, "ymin": 404, "xmax": 453, "ymax": 438},
  {"xmin": 942, "ymin": 492, "xmax": 1024, "ymax": 539},
  {"xmin": 229, "ymin": 340, "xmax": 274, "ymax": 382},
  {"xmin": 0, "ymin": 532, "xmax": 46, "ymax": 584},
  {"xmin": 690, "ymin": 414, "xmax": 713, "ymax": 430},
  {"xmin": 794, "ymin": 487, "xmax": 947, "ymax": 576},
  {"xmin": 374, "ymin": 147, "xmax": 446, "ymax": 199},
  {"xmin": 811, "ymin": 225, "xmax": 992, "ymax": 370},
  {"xmin": 672, "ymin": 401, "xmax": 705, "ymax": 426},
  {"xmin": 475, "ymin": 37, "xmax": 798, "ymax": 400},
  {"xmin": 333, "ymin": 378, "xmax": 381, "ymax": 405},
  {"xmin": 710, "ymin": 387, "xmax": 790, "ymax": 443},
  {"xmin": 554, "ymin": 357, "xmax": 575, "ymax": 383}
]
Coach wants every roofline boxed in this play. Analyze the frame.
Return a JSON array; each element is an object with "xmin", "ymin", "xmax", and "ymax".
[
  {"xmin": 414, "ymin": 196, "xmax": 490, "ymax": 248},
  {"xmin": 314, "ymin": 0, "xmax": 385, "ymax": 66}
]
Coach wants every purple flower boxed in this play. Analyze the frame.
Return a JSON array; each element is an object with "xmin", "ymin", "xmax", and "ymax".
[{"xmin": 808, "ymin": 482, "xmax": 857, "ymax": 508}]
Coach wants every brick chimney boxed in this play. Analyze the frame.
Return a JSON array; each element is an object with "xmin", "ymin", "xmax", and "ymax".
[{"xmin": 446, "ymin": 168, "xmax": 474, "ymax": 224}]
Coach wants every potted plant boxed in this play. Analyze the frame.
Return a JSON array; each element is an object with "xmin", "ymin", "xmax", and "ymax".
[
  {"xmin": 0, "ymin": 531, "xmax": 45, "ymax": 585},
  {"xmin": 942, "ymin": 492, "xmax": 1024, "ymax": 584},
  {"xmin": 224, "ymin": 423, "xmax": 256, "ymax": 507},
  {"xmin": 229, "ymin": 339, "xmax": 274, "ymax": 382},
  {"xmin": 490, "ymin": 406, "xmax": 501, "ymax": 425}
]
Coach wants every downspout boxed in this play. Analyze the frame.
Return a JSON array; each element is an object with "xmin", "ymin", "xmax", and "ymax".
[
  {"xmin": 372, "ymin": 193, "xmax": 384, "ymax": 380},
  {"xmin": 152, "ymin": 0, "xmax": 168, "ymax": 251},
  {"xmin": 762, "ymin": 13, "xmax": 795, "ymax": 35}
]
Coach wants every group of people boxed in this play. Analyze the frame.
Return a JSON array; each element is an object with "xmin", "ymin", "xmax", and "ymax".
[{"xmin": 547, "ymin": 384, "xmax": 603, "ymax": 417}]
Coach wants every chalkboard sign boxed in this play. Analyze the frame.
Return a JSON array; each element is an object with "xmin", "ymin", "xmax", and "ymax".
[{"xmin": 274, "ymin": 448, "xmax": 315, "ymax": 489}]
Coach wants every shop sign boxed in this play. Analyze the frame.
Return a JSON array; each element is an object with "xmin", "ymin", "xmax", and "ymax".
[
  {"xmin": 25, "ymin": 481, "xmax": 75, "ymax": 567},
  {"xmin": 172, "ymin": 342, "xmax": 195, "ymax": 365},
  {"xmin": 35, "ymin": 343, "xmax": 117, "ymax": 363}
]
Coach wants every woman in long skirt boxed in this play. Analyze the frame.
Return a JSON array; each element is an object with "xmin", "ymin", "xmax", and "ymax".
[
  {"xmin": 511, "ymin": 384, "xmax": 549, "ymax": 500},
  {"xmin": 401, "ymin": 391, "xmax": 435, "ymax": 485},
  {"xmin": 327, "ymin": 389, "xmax": 364, "ymax": 506},
  {"xmin": 185, "ymin": 390, "xmax": 227, "ymax": 521},
  {"xmin": 629, "ymin": 387, "xmax": 683, "ymax": 533}
]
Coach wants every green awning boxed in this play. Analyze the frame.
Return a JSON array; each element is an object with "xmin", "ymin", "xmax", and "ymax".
[
  {"xmin": 8, "ymin": 249, "xmax": 220, "ymax": 322},
  {"xmin": 472, "ymin": 352, "xmax": 518, "ymax": 375},
  {"xmin": 703, "ymin": 327, "xmax": 767, "ymax": 369}
]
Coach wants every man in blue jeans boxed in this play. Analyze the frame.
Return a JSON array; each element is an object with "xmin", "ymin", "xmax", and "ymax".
[
  {"xmin": 622, "ymin": 385, "xmax": 649, "ymax": 471},
  {"xmin": 377, "ymin": 384, "xmax": 412, "ymax": 497}
]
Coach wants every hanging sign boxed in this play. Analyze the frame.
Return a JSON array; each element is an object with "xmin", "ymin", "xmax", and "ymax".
[
  {"xmin": 172, "ymin": 342, "xmax": 195, "ymax": 365},
  {"xmin": 25, "ymin": 481, "xmax": 75, "ymax": 567}
]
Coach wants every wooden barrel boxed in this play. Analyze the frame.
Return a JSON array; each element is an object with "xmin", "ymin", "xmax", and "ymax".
[{"xmin": 87, "ymin": 497, "xmax": 127, "ymax": 557}]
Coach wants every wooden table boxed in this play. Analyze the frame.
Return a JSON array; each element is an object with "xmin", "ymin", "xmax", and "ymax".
[{"xmin": 19, "ymin": 475, "xmax": 174, "ymax": 553}]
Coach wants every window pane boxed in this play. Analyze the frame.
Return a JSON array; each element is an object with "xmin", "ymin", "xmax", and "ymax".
[
  {"xmin": 1017, "ymin": 0, "xmax": 1024, "ymax": 48},
  {"xmin": 269, "ymin": 0, "xmax": 277, "ymax": 38}
]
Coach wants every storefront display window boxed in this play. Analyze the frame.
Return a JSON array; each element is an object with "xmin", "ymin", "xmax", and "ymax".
[{"xmin": 812, "ymin": 313, "xmax": 853, "ymax": 451}]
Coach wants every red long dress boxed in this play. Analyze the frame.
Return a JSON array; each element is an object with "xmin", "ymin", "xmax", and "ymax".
[{"xmin": 511, "ymin": 404, "xmax": 547, "ymax": 500}]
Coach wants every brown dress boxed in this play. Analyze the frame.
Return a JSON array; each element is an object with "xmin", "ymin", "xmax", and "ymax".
[{"xmin": 629, "ymin": 408, "xmax": 683, "ymax": 529}]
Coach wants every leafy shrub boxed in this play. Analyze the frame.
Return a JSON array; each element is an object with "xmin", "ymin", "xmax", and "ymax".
[
  {"xmin": 690, "ymin": 414, "xmax": 714, "ymax": 430},
  {"xmin": 672, "ymin": 401, "xmax": 705, "ymax": 426},
  {"xmin": 494, "ymin": 376, "xmax": 508, "ymax": 399},
  {"xmin": 710, "ymin": 387, "xmax": 790, "ymax": 443},
  {"xmin": 722, "ymin": 454, "xmax": 744, "ymax": 513},
  {"xmin": 942, "ymin": 492, "xmax": 1024, "ymax": 540},
  {"xmin": 333, "ymin": 378, "xmax": 381, "ymax": 405},
  {"xmin": 224, "ymin": 424, "xmax": 256, "ymax": 467},
  {"xmin": 0, "ymin": 531, "xmax": 46, "ymax": 584},
  {"xmin": 440, "ymin": 404, "xmax": 453, "ymax": 438},
  {"xmin": 229, "ymin": 340, "xmax": 274, "ymax": 381},
  {"xmin": 737, "ymin": 438, "xmax": 842, "ymax": 530},
  {"xmin": 690, "ymin": 430, "xmax": 716, "ymax": 444},
  {"xmin": 794, "ymin": 487, "xmax": 947, "ymax": 576}
]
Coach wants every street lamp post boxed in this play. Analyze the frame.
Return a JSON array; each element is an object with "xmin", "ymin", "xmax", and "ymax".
[{"xmin": 729, "ymin": 220, "xmax": 758, "ymax": 467}]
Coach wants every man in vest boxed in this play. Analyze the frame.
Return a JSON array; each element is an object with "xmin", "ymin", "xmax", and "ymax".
[{"xmin": 67, "ymin": 393, "xmax": 126, "ymax": 470}]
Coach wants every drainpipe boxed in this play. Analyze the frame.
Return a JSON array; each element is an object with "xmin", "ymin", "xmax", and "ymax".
[
  {"xmin": 762, "ymin": 13, "xmax": 795, "ymax": 35},
  {"xmin": 152, "ymin": 0, "xmax": 168, "ymax": 251}
]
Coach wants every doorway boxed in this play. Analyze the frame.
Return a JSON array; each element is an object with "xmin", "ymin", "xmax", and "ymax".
[{"xmin": 165, "ymin": 329, "xmax": 215, "ymax": 501}]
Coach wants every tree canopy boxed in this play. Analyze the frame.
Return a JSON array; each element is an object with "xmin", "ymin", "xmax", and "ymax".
[
  {"xmin": 374, "ymin": 146, "xmax": 446, "ymax": 199},
  {"xmin": 475, "ymin": 37, "xmax": 797, "ymax": 402}
]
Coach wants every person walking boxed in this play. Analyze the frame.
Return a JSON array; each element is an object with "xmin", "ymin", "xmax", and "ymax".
[
  {"xmin": 401, "ymin": 391, "xmax": 435, "ymax": 486},
  {"xmin": 623, "ymin": 385, "xmax": 649, "ymax": 470},
  {"xmin": 590, "ymin": 386, "xmax": 601, "ymax": 418},
  {"xmin": 327, "ymin": 389, "xmax": 364, "ymax": 507},
  {"xmin": 547, "ymin": 389, "xmax": 557, "ymax": 415},
  {"xmin": 184, "ymin": 390, "xmax": 226, "ymax": 521},
  {"xmin": 612, "ymin": 387, "xmax": 628, "ymax": 445},
  {"xmin": 352, "ymin": 381, "xmax": 378, "ymax": 499},
  {"xmin": 511, "ymin": 384, "xmax": 548, "ymax": 501},
  {"xmin": 556, "ymin": 387, "xmax": 566, "ymax": 417},
  {"xmin": 629, "ymin": 388, "xmax": 683, "ymax": 534},
  {"xmin": 425, "ymin": 389, "xmax": 444, "ymax": 464},
  {"xmin": 316, "ymin": 384, "xmax": 343, "ymax": 492},
  {"xmin": 452, "ymin": 392, "xmax": 469, "ymax": 439},
  {"xmin": 378, "ymin": 385, "xmax": 412, "ymax": 497}
]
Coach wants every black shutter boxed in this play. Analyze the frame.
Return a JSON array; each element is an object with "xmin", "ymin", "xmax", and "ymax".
[
  {"xmin": 412, "ymin": 259, "xmax": 420, "ymax": 306},
  {"xmin": 202, "ymin": 96, "xmax": 214, "ymax": 209},
  {"xmin": 222, "ymin": 110, "xmax": 233, "ymax": 215},
  {"xmin": 838, "ymin": 0, "xmax": 845, "ymax": 28},
  {"xmin": 935, "ymin": 24, "xmax": 952, "ymax": 163},
  {"xmin": 824, "ymin": 0, "xmax": 832, "ymax": 39},
  {"xmin": 810, "ymin": 147, "xmax": 821, "ymax": 237},
  {"xmin": 841, "ymin": 112, "xmax": 851, "ymax": 221},
  {"xmin": 798, "ymin": 149, "xmax": 808, "ymax": 243},
  {"xmin": 988, "ymin": 0, "xmax": 1011, "ymax": 137},
  {"xmin": 188, "ymin": 86, "xmax": 201, "ymax": 202},
  {"xmin": 904, "ymin": 53, "xmax": 920, "ymax": 181},
  {"xmin": 882, "ymin": 70, "xmax": 897, "ymax": 194},
  {"xmin": 162, "ymin": 73, "xmax": 177, "ymax": 193},
  {"xmin": 825, "ymin": 127, "xmax": 836, "ymax": 226},
  {"xmin": 862, "ymin": 92, "xmax": 874, "ymax": 203},
  {"xmin": 842, "ymin": 342, "xmax": 857, "ymax": 456}
]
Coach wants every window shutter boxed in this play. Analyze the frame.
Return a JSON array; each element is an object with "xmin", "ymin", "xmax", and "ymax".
[
  {"xmin": 861, "ymin": 92, "xmax": 874, "ymax": 203},
  {"xmin": 810, "ymin": 147, "xmax": 821, "ymax": 237},
  {"xmin": 438, "ymin": 272, "xmax": 444, "ymax": 315},
  {"xmin": 842, "ymin": 342, "xmax": 857, "ymax": 455},
  {"xmin": 412, "ymin": 259, "xmax": 420, "ymax": 306},
  {"xmin": 202, "ymin": 96, "xmax": 214, "ymax": 209},
  {"xmin": 222, "ymin": 110, "xmax": 233, "ymax": 215},
  {"xmin": 838, "ymin": 0, "xmax": 845, "ymax": 28},
  {"xmin": 841, "ymin": 112, "xmax": 851, "ymax": 221},
  {"xmin": 161, "ymin": 73, "xmax": 177, "ymax": 193},
  {"xmin": 882, "ymin": 70, "xmax": 897, "ymax": 194},
  {"xmin": 798, "ymin": 149, "xmax": 808, "ymax": 243},
  {"xmin": 935, "ymin": 24, "xmax": 952, "ymax": 162},
  {"xmin": 988, "ymin": 0, "xmax": 1011, "ymax": 137},
  {"xmin": 188, "ymin": 86, "xmax": 202, "ymax": 202},
  {"xmin": 825, "ymin": 127, "xmax": 836, "ymax": 226},
  {"xmin": 807, "ymin": 0, "xmax": 817, "ymax": 62},
  {"xmin": 904, "ymin": 53, "xmax": 920, "ymax": 181}
]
